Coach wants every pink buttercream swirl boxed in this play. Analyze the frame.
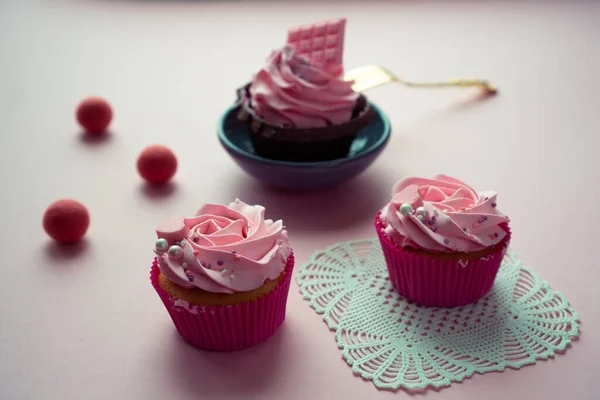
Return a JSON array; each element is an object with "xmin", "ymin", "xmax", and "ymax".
[
  {"xmin": 247, "ymin": 46, "xmax": 359, "ymax": 129},
  {"xmin": 380, "ymin": 175, "xmax": 510, "ymax": 253},
  {"xmin": 154, "ymin": 200, "xmax": 291, "ymax": 294}
]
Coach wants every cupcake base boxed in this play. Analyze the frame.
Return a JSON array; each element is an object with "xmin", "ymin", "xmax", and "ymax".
[
  {"xmin": 248, "ymin": 131, "xmax": 357, "ymax": 163},
  {"xmin": 375, "ymin": 215, "xmax": 510, "ymax": 308},
  {"xmin": 150, "ymin": 254, "xmax": 294, "ymax": 351}
]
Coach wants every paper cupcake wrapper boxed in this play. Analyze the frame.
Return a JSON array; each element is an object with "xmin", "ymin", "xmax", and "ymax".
[
  {"xmin": 150, "ymin": 254, "xmax": 294, "ymax": 352},
  {"xmin": 375, "ymin": 216, "xmax": 510, "ymax": 308}
]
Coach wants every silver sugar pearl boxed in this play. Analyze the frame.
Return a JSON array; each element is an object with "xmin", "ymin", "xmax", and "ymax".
[
  {"xmin": 155, "ymin": 238, "xmax": 169, "ymax": 252},
  {"xmin": 168, "ymin": 245, "xmax": 183, "ymax": 260}
]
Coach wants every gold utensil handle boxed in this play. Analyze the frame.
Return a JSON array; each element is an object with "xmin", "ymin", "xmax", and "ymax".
[
  {"xmin": 398, "ymin": 78, "xmax": 497, "ymax": 93},
  {"xmin": 344, "ymin": 65, "xmax": 498, "ymax": 93}
]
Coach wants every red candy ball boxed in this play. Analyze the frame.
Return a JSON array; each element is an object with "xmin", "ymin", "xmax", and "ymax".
[
  {"xmin": 136, "ymin": 145, "xmax": 178, "ymax": 184},
  {"xmin": 43, "ymin": 199, "xmax": 90, "ymax": 244},
  {"xmin": 76, "ymin": 97, "xmax": 112, "ymax": 134}
]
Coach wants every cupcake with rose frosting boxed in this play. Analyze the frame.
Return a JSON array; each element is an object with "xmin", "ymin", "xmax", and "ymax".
[
  {"xmin": 150, "ymin": 199, "xmax": 293, "ymax": 351},
  {"xmin": 236, "ymin": 18, "xmax": 374, "ymax": 162},
  {"xmin": 375, "ymin": 174, "xmax": 511, "ymax": 307}
]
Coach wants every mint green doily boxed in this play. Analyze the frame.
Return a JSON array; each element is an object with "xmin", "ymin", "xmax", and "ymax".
[{"xmin": 296, "ymin": 239, "xmax": 580, "ymax": 391}]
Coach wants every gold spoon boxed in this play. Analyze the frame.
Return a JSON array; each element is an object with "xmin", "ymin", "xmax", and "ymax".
[{"xmin": 344, "ymin": 65, "xmax": 497, "ymax": 94}]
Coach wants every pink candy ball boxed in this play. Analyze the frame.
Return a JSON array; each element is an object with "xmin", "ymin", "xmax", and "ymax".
[
  {"xmin": 136, "ymin": 145, "xmax": 178, "ymax": 184},
  {"xmin": 76, "ymin": 97, "xmax": 112, "ymax": 134},
  {"xmin": 43, "ymin": 199, "xmax": 90, "ymax": 243}
]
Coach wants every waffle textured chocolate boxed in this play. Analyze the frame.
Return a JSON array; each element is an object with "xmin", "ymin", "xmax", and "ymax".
[{"xmin": 286, "ymin": 18, "xmax": 346, "ymax": 76}]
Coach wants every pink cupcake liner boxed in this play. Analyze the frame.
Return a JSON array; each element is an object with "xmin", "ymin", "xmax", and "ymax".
[
  {"xmin": 150, "ymin": 254, "xmax": 294, "ymax": 352},
  {"xmin": 375, "ymin": 215, "xmax": 510, "ymax": 308}
]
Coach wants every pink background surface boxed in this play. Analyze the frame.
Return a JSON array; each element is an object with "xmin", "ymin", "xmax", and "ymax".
[{"xmin": 1, "ymin": 0, "xmax": 598, "ymax": 399}]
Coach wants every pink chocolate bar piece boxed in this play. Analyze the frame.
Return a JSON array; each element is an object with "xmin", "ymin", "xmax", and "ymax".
[{"xmin": 286, "ymin": 18, "xmax": 347, "ymax": 75}]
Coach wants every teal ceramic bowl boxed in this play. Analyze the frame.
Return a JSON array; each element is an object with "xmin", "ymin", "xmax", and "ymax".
[{"xmin": 218, "ymin": 103, "xmax": 391, "ymax": 191}]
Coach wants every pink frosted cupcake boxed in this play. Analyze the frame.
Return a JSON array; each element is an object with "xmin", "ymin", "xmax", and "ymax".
[
  {"xmin": 236, "ymin": 18, "xmax": 374, "ymax": 162},
  {"xmin": 375, "ymin": 175, "xmax": 511, "ymax": 308},
  {"xmin": 150, "ymin": 199, "xmax": 293, "ymax": 351}
]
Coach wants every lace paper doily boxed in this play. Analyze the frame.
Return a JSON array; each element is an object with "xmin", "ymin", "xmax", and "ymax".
[{"xmin": 296, "ymin": 239, "xmax": 579, "ymax": 390}]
